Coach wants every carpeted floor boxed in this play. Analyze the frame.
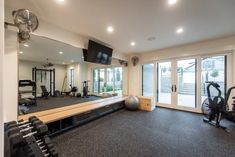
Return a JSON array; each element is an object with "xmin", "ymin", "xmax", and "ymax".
[
  {"xmin": 52, "ymin": 108, "xmax": 235, "ymax": 157},
  {"xmin": 27, "ymin": 96, "xmax": 101, "ymax": 113}
]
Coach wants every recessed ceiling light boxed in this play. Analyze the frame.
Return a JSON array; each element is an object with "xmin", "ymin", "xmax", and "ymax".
[
  {"xmin": 23, "ymin": 44, "xmax": 29, "ymax": 47},
  {"xmin": 107, "ymin": 26, "xmax": 114, "ymax": 33},
  {"xmin": 62, "ymin": 62, "xmax": 65, "ymax": 64},
  {"xmin": 57, "ymin": 0, "xmax": 64, "ymax": 2},
  {"xmin": 71, "ymin": 60, "xmax": 74, "ymax": 63},
  {"xmin": 168, "ymin": 0, "xmax": 178, "ymax": 5},
  {"xmin": 19, "ymin": 51, "xmax": 23, "ymax": 54},
  {"xmin": 59, "ymin": 51, "xmax": 63, "ymax": 54},
  {"xmin": 130, "ymin": 42, "xmax": 136, "ymax": 47},
  {"xmin": 176, "ymin": 27, "xmax": 184, "ymax": 34}
]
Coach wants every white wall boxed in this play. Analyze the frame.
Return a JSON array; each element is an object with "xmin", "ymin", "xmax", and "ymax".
[
  {"xmin": 18, "ymin": 60, "xmax": 67, "ymax": 93},
  {"xmin": 3, "ymin": 29, "xmax": 18, "ymax": 122},
  {"xmin": 0, "ymin": 0, "xmax": 4, "ymax": 156}
]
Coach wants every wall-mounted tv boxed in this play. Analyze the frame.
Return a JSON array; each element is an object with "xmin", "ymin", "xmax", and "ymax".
[{"xmin": 83, "ymin": 40, "xmax": 113, "ymax": 65}]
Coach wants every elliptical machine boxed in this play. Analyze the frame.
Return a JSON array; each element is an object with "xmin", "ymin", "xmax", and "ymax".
[{"xmin": 202, "ymin": 81, "xmax": 235, "ymax": 129}]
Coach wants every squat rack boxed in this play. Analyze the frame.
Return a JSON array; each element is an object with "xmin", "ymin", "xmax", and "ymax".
[{"xmin": 32, "ymin": 67, "xmax": 56, "ymax": 97}]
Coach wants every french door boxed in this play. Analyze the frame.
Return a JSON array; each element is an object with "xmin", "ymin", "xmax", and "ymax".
[
  {"xmin": 152, "ymin": 55, "xmax": 228, "ymax": 112},
  {"xmin": 93, "ymin": 67, "xmax": 123, "ymax": 94},
  {"xmin": 93, "ymin": 68, "xmax": 105, "ymax": 93}
]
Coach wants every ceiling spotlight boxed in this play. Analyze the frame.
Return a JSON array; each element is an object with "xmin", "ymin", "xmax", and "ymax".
[
  {"xmin": 107, "ymin": 26, "xmax": 114, "ymax": 33},
  {"xmin": 71, "ymin": 60, "xmax": 74, "ymax": 63},
  {"xmin": 59, "ymin": 51, "xmax": 63, "ymax": 54},
  {"xmin": 19, "ymin": 51, "xmax": 23, "ymax": 54},
  {"xmin": 130, "ymin": 42, "xmax": 136, "ymax": 47},
  {"xmin": 62, "ymin": 62, "xmax": 65, "ymax": 64},
  {"xmin": 168, "ymin": 0, "xmax": 178, "ymax": 5},
  {"xmin": 176, "ymin": 27, "xmax": 184, "ymax": 34},
  {"xmin": 23, "ymin": 44, "xmax": 29, "ymax": 47}
]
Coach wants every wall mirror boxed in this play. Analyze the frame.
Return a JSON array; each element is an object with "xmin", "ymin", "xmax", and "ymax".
[{"xmin": 18, "ymin": 34, "xmax": 124, "ymax": 116}]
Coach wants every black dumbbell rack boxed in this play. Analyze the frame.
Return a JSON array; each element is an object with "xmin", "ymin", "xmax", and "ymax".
[{"xmin": 4, "ymin": 116, "xmax": 58, "ymax": 157}]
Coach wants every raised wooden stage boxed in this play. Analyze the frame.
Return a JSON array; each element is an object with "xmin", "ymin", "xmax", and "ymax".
[{"xmin": 18, "ymin": 96, "xmax": 126, "ymax": 136}]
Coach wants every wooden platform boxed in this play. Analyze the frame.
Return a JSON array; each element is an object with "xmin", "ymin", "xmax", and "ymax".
[{"xmin": 18, "ymin": 96, "xmax": 127, "ymax": 124}]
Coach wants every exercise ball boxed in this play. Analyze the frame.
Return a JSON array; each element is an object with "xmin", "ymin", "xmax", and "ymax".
[{"xmin": 125, "ymin": 96, "xmax": 139, "ymax": 111}]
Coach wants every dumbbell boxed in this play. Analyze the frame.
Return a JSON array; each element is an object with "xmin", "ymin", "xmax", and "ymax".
[
  {"xmin": 6, "ymin": 116, "xmax": 39, "ymax": 130},
  {"xmin": 7, "ymin": 120, "xmax": 45, "ymax": 137},
  {"xmin": 25, "ymin": 136, "xmax": 50, "ymax": 157},
  {"xmin": 8, "ymin": 122, "xmax": 48, "ymax": 149},
  {"xmin": 42, "ymin": 136, "xmax": 58, "ymax": 157}
]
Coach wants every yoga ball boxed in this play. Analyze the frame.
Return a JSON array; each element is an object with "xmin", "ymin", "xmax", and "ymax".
[{"xmin": 125, "ymin": 96, "xmax": 139, "ymax": 111}]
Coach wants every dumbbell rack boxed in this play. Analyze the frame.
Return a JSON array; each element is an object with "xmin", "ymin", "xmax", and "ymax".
[{"xmin": 4, "ymin": 116, "xmax": 58, "ymax": 157}]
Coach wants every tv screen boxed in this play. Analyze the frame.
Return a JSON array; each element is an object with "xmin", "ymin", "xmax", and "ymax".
[{"xmin": 84, "ymin": 40, "xmax": 113, "ymax": 65}]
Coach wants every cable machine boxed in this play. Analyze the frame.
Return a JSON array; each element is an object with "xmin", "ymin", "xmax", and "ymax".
[{"xmin": 32, "ymin": 67, "xmax": 55, "ymax": 97}]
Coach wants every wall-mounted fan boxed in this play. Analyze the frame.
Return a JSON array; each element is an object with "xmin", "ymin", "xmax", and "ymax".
[
  {"xmin": 5, "ymin": 9, "xmax": 39, "ymax": 43},
  {"xmin": 118, "ymin": 59, "xmax": 128, "ymax": 67},
  {"xmin": 131, "ymin": 56, "xmax": 139, "ymax": 66},
  {"xmin": 43, "ymin": 59, "xmax": 54, "ymax": 68}
]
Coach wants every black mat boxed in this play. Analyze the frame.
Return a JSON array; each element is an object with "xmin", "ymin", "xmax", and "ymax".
[
  {"xmin": 27, "ymin": 96, "xmax": 101, "ymax": 113},
  {"xmin": 52, "ymin": 108, "xmax": 235, "ymax": 157}
]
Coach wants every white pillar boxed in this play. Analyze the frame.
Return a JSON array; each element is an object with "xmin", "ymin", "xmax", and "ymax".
[
  {"xmin": 0, "ymin": 0, "xmax": 4, "ymax": 156},
  {"xmin": 3, "ymin": 29, "xmax": 18, "ymax": 122}
]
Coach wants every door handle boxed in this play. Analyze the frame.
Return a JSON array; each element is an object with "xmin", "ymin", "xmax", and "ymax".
[
  {"xmin": 175, "ymin": 85, "xmax": 177, "ymax": 92},
  {"xmin": 171, "ymin": 85, "xmax": 174, "ymax": 92}
]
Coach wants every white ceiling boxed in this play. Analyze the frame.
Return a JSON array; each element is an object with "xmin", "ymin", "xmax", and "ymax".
[
  {"xmin": 5, "ymin": 0, "xmax": 235, "ymax": 53},
  {"xmin": 19, "ymin": 34, "xmax": 83, "ymax": 65}
]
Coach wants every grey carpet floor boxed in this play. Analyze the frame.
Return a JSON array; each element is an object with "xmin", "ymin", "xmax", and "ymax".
[
  {"xmin": 52, "ymin": 108, "xmax": 235, "ymax": 157},
  {"xmin": 27, "ymin": 96, "xmax": 101, "ymax": 113}
]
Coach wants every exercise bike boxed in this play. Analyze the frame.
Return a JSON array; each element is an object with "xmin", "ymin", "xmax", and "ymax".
[{"xmin": 201, "ymin": 81, "xmax": 235, "ymax": 129}]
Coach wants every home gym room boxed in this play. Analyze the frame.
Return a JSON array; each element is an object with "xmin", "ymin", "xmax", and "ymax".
[{"xmin": 1, "ymin": 0, "xmax": 235, "ymax": 157}]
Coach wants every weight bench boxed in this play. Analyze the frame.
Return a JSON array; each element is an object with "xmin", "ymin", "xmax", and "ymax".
[{"xmin": 40, "ymin": 85, "xmax": 50, "ymax": 99}]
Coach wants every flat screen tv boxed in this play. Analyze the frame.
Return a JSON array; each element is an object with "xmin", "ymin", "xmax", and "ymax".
[{"xmin": 84, "ymin": 40, "xmax": 113, "ymax": 65}]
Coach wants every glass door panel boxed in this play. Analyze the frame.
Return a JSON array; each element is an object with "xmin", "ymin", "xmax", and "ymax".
[
  {"xmin": 201, "ymin": 56, "xmax": 226, "ymax": 102},
  {"xmin": 114, "ymin": 67, "xmax": 123, "ymax": 94},
  {"xmin": 177, "ymin": 59, "xmax": 197, "ymax": 108},
  {"xmin": 99, "ymin": 69, "xmax": 105, "ymax": 93},
  {"xmin": 106, "ymin": 68, "xmax": 114, "ymax": 93},
  {"xmin": 93, "ymin": 69, "xmax": 99, "ymax": 93},
  {"xmin": 157, "ymin": 62, "xmax": 172, "ymax": 104},
  {"xmin": 142, "ymin": 64, "xmax": 154, "ymax": 97}
]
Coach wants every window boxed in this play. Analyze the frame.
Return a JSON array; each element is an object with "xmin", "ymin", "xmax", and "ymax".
[
  {"xmin": 70, "ymin": 68, "xmax": 74, "ymax": 87},
  {"xmin": 142, "ymin": 64, "xmax": 154, "ymax": 96}
]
